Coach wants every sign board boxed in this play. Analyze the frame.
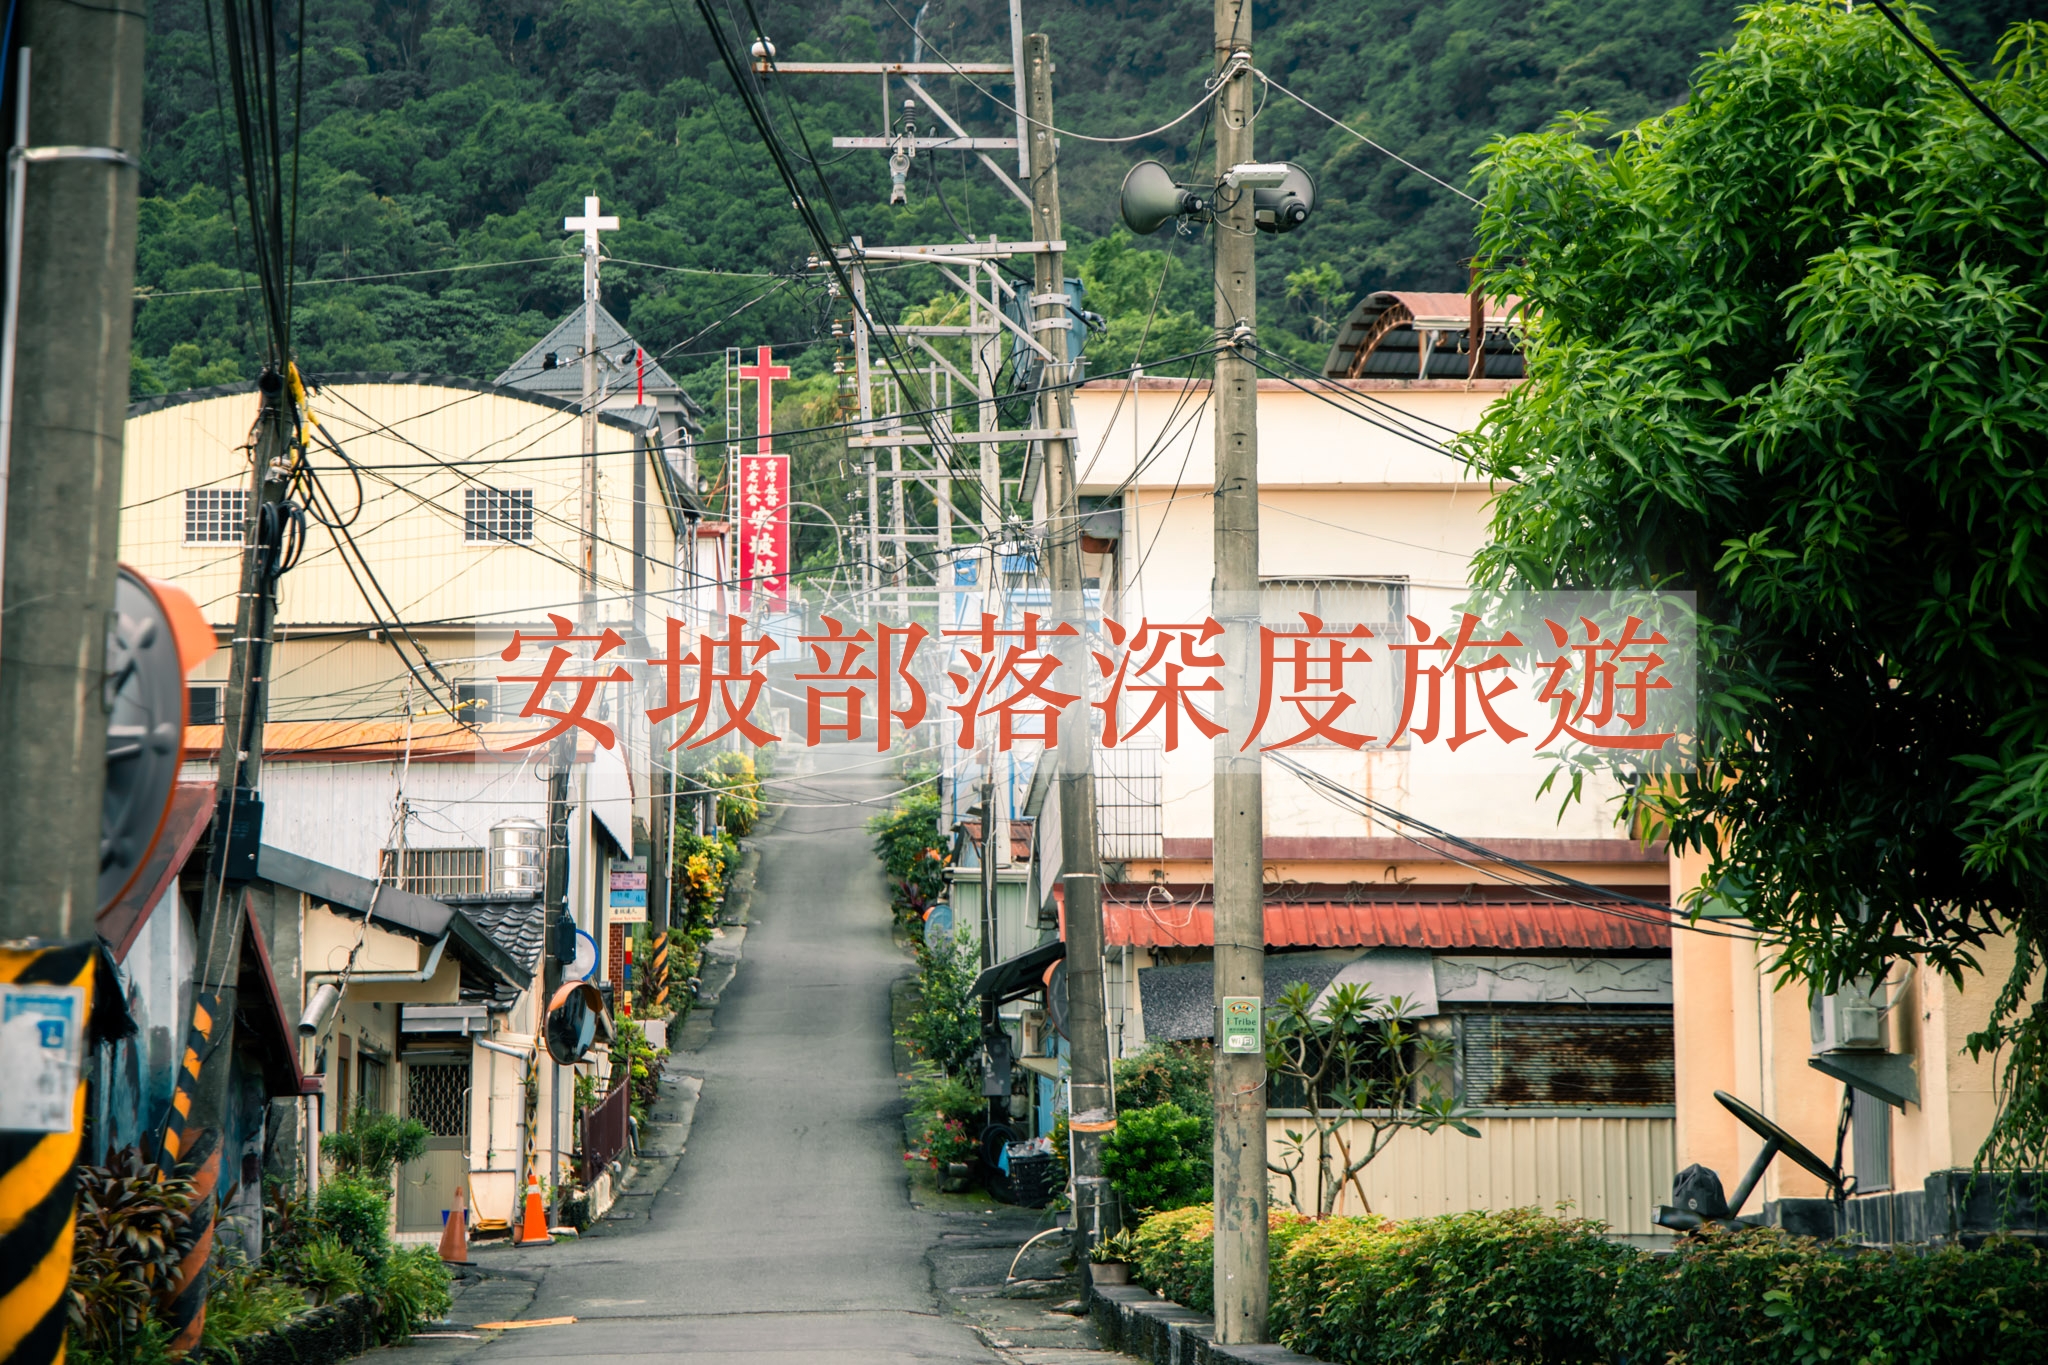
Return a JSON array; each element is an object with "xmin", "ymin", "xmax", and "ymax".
[
  {"xmin": 0, "ymin": 983, "xmax": 86, "ymax": 1132},
  {"xmin": 609, "ymin": 860, "xmax": 648, "ymax": 923},
  {"xmin": 1220, "ymin": 996, "xmax": 1262, "ymax": 1054}
]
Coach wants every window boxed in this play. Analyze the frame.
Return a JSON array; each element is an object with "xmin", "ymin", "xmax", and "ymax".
[
  {"xmin": 464, "ymin": 487, "xmax": 534, "ymax": 542},
  {"xmin": 1260, "ymin": 578, "xmax": 1408, "ymax": 744},
  {"xmin": 456, "ymin": 683, "xmax": 496, "ymax": 722},
  {"xmin": 184, "ymin": 487, "xmax": 247, "ymax": 543},
  {"xmin": 406, "ymin": 1060, "xmax": 470, "ymax": 1138},
  {"xmin": 187, "ymin": 685, "xmax": 223, "ymax": 727},
  {"xmin": 380, "ymin": 846, "xmax": 486, "ymax": 898},
  {"xmin": 1457, "ymin": 1012, "xmax": 1675, "ymax": 1107}
]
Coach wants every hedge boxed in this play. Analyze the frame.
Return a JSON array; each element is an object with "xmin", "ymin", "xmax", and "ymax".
[{"xmin": 1126, "ymin": 1206, "xmax": 2048, "ymax": 1365}]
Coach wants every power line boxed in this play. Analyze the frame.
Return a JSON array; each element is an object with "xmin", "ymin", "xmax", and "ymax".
[
  {"xmin": 1866, "ymin": 0, "xmax": 2048, "ymax": 177},
  {"xmin": 1251, "ymin": 70, "xmax": 1482, "ymax": 207}
]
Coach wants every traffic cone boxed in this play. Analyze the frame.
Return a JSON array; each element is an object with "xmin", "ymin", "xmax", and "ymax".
[
  {"xmin": 516, "ymin": 1171, "xmax": 549, "ymax": 1245},
  {"xmin": 438, "ymin": 1183, "xmax": 472, "ymax": 1264}
]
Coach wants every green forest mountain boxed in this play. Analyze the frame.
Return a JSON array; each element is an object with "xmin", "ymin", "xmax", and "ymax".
[{"xmin": 132, "ymin": 0, "xmax": 2026, "ymax": 404}]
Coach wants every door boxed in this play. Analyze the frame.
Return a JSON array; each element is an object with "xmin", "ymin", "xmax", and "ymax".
[{"xmin": 396, "ymin": 1052, "xmax": 471, "ymax": 1233}]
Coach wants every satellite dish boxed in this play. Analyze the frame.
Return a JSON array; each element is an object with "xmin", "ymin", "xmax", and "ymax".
[
  {"xmin": 1120, "ymin": 160, "xmax": 1197, "ymax": 236},
  {"xmin": 99, "ymin": 567, "xmax": 195, "ymax": 913},
  {"xmin": 1045, "ymin": 960, "xmax": 1068, "ymax": 1040},
  {"xmin": 1252, "ymin": 163, "xmax": 1316, "ymax": 234}
]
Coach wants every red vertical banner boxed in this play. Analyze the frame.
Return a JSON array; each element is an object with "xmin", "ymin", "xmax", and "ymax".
[
  {"xmin": 736, "ymin": 345, "xmax": 792, "ymax": 611},
  {"xmin": 737, "ymin": 450, "xmax": 790, "ymax": 610}
]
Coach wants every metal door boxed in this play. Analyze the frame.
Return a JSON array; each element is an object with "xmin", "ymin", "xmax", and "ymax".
[{"xmin": 397, "ymin": 1053, "xmax": 470, "ymax": 1233}]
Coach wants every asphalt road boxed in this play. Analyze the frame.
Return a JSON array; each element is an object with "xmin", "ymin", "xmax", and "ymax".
[{"xmin": 463, "ymin": 745, "xmax": 1008, "ymax": 1364}]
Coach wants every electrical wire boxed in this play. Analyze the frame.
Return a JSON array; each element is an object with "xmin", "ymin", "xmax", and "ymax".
[
  {"xmin": 1866, "ymin": 0, "xmax": 2048, "ymax": 176},
  {"xmin": 1251, "ymin": 70, "xmax": 1482, "ymax": 207}
]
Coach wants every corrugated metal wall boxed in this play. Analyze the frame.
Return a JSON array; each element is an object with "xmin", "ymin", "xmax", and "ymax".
[{"xmin": 1266, "ymin": 1113, "xmax": 1676, "ymax": 1237}]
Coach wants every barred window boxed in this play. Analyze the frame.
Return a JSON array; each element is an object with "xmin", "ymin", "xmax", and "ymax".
[
  {"xmin": 380, "ymin": 846, "xmax": 486, "ymax": 897},
  {"xmin": 184, "ymin": 488, "xmax": 247, "ymax": 543},
  {"xmin": 1260, "ymin": 578, "xmax": 1408, "ymax": 744},
  {"xmin": 464, "ymin": 487, "xmax": 534, "ymax": 542}
]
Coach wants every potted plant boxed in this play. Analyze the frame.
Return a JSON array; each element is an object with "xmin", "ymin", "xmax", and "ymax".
[
  {"xmin": 1088, "ymin": 1228, "xmax": 1142, "ymax": 1286},
  {"xmin": 927, "ymin": 1115, "xmax": 978, "ymax": 1192}
]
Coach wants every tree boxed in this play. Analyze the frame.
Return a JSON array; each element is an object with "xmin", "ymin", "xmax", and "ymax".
[
  {"xmin": 1265, "ymin": 982, "xmax": 1476, "ymax": 1217},
  {"xmin": 1464, "ymin": 2, "xmax": 2048, "ymax": 1171}
]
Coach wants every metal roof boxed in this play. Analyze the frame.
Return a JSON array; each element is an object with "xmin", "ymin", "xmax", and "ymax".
[
  {"xmin": 1098, "ymin": 896, "xmax": 1670, "ymax": 951},
  {"xmin": 1322, "ymin": 289, "xmax": 1526, "ymax": 382},
  {"xmin": 495, "ymin": 302, "xmax": 686, "ymax": 401}
]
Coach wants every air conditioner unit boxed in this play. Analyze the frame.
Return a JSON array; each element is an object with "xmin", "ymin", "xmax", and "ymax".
[{"xmin": 1810, "ymin": 978, "xmax": 1884, "ymax": 1053}]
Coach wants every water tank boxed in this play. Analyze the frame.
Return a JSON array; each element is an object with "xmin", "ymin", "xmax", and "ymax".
[{"xmin": 489, "ymin": 817, "xmax": 545, "ymax": 895}]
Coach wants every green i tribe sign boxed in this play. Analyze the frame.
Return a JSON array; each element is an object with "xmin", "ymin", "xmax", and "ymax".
[{"xmin": 1220, "ymin": 996, "xmax": 1262, "ymax": 1054}]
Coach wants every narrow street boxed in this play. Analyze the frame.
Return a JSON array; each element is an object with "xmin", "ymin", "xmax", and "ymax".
[{"xmin": 435, "ymin": 747, "xmax": 1094, "ymax": 1364}]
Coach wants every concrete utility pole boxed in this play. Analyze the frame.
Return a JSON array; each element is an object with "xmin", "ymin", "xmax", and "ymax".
[
  {"xmin": 1208, "ymin": 0, "xmax": 1268, "ymax": 1342},
  {"xmin": 0, "ymin": 10, "xmax": 146, "ymax": 1364},
  {"xmin": 0, "ymin": 13, "xmax": 146, "ymax": 936},
  {"xmin": 1023, "ymin": 31, "xmax": 1117, "ymax": 1259}
]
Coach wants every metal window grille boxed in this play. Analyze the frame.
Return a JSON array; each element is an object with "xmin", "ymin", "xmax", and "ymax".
[
  {"xmin": 1457, "ymin": 1012, "xmax": 1675, "ymax": 1107},
  {"xmin": 1261, "ymin": 578, "xmax": 1408, "ymax": 745},
  {"xmin": 1095, "ymin": 743, "xmax": 1162, "ymax": 861},
  {"xmin": 463, "ymin": 487, "xmax": 534, "ymax": 542},
  {"xmin": 1852, "ymin": 1088, "xmax": 1892, "ymax": 1192},
  {"xmin": 184, "ymin": 487, "xmax": 247, "ymax": 543},
  {"xmin": 379, "ymin": 846, "xmax": 486, "ymax": 897},
  {"xmin": 405, "ymin": 1061, "xmax": 470, "ymax": 1138}
]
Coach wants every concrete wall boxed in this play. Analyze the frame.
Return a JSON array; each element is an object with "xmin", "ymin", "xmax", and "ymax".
[{"xmin": 1266, "ymin": 1112, "xmax": 1676, "ymax": 1238}]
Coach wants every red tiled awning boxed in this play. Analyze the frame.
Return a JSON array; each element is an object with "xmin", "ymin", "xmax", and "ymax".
[{"xmin": 1098, "ymin": 898, "xmax": 1668, "ymax": 951}]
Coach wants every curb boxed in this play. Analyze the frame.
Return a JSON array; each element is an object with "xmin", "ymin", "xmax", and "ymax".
[{"xmin": 1089, "ymin": 1285, "xmax": 1326, "ymax": 1365}]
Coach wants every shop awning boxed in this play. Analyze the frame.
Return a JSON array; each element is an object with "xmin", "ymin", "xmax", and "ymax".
[
  {"xmin": 1094, "ymin": 896, "xmax": 1669, "ymax": 951},
  {"xmin": 970, "ymin": 938, "xmax": 1066, "ymax": 1006}
]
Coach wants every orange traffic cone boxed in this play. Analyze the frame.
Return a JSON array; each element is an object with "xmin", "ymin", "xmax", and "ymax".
[
  {"xmin": 438, "ymin": 1183, "xmax": 472, "ymax": 1264},
  {"xmin": 516, "ymin": 1171, "xmax": 549, "ymax": 1245}
]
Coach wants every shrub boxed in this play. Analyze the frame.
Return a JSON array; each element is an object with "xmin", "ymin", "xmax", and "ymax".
[
  {"xmin": 1101, "ymin": 1103, "xmax": 1211, "ymax": 1215},
  {"xmin": 1131, "ymin": 1204, "xmax": 1216, "ymax": 1313},
  {"xmin": 199, "ymin": 1253, "xmax": 304, "ymax": 1357},
  {"xmin": 1114, "ymin": 1041, "xmax": 1213, "ymax": 1120},
  {"xmin": 322, "ymin": 1108, "xmax": 427, "ymax": 1185},
  {"xmin": 907, "ymin": 1067, "xmax": 983, "ymax": 1168},
  {"xmin": 374, "ymin": 1246, "xmax": 453, "ymax": 1340},
  {"xmin": 296, "ymin": 1234, "xmax": 366, "ymax": 1305},
  {"xmin": 312, "ymin": 1173, "xmax": 391, "ymax": 1272},
  {"xmin": 899, "ymin": 928, "xmax": 981, "ymax": 1076},
  {"xmin": 866, "ymin": 789, "xmax": 946, "ymax": 922},
  {"xmin": 66, "ymin": 1148, "xmax": 196, "ymax": 1356},
  {"xmin": 704, "ymin": 750, "xmax": 761, "ymax": 834},
  {"xmin": 1603, "ymin": 1225, "xmax": 2048, "ymax": 1365},
  {"xmin": 1277, "ymin": 1208, "xmax": 1630, "ymax": 1364}
]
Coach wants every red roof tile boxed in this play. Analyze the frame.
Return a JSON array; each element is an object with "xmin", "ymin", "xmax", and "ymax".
[{"xmin": 1098, "ymin": 898, "xmax": 1668, "ymax": 951}]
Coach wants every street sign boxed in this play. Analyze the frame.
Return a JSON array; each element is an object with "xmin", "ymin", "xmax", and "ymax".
[
  {"xmin": 0, "ymin": 983, "xmax": 86, "ymax": 1132},
  {"xmin": 610, "ymin": 862, "xmax": 648, "ymax": 922},
  {"xmin": 1220, "ymin": 996, "xmax": 1262, "ymax": 1054}
]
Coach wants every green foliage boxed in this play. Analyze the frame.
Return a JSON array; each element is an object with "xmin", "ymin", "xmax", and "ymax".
[
  {"xmin": 67, "ymin": 1315, "xmax": 174, "ymax": 1365},
  {"xmin": 906, "ymin": 1068, "xmax": 982, "ymax": 1169},
  {"xmin": 322, "ymin": 1107, "xmax": 428, "ymax": 1185},
  {"xmin": 1099, "ymin": 1102, "xmax": 1211, "ymax": 1215},
  {"xmin": 311, "ymin": 1173, "xmax": 392, "ymax": 1273},
  {"xmin": 1113, "ymin": 1039, "xmax": 1213, "ymax": 1119},
  {"xmin": 898, "ymin": 928, "xmax": 981, "ymax": 1077},
  {"xmin": 66, "ymin": 1149, "xmax": 196, "ymax": 1356},
  {"xmin": 702, "ymin": 751, "xmax": 762, "ymax": 835},
  {"xmin": 1265, "ymin": 981, "xmax": 1475, "ymax": 1216},
  {"xmin": 1465, "ymin": 1, "xmax": 2048, "ymax": 1171},
  {"xmin": 295, "ymin": 1234, "xmax": 366, "ymax": 1306},
  {"xmin": 615, "ymin": 1018, "xmax": 666, "ymax": 1126},
  {"xmin": 1090, "ymin": 1227, "xmax": 1144, "ymax": 1265},
  {"xmin": 672, "ymin": 827, "xmax": 736, "ymax": 931},
  {"xmin": 866, "ymin": 788, "xmax": 946, "ymax": 923},
  {"xmin": 1277, "ymin": 1208, "xmax": 1631, "ymax": 1364},
  {"xmin": 198, "ymin": 1253, "xmax": 305, "ymax": 1358},
  {"xmin": 373, "ymin": 1246, "xmax": 454, "ymax": 1341},
  {"xmin": 1127, "ymin": 1204, "xmax": 1317, "ymax": 1317}
]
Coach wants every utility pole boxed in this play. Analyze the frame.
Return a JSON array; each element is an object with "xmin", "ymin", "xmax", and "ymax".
[
  {"xmin": 0, "ymin": 8, "xmax": 146, "ymax": 1364},
  {"xmin": 1023, "ymin": 31, "xmax": 1116, "ymax": 1260},
  {"xmin": 1208, "ymin": 0, "xmax": 1267, "ymax": 1343}
]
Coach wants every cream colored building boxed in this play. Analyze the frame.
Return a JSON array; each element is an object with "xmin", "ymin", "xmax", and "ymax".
[{"xmin": 120, "ymin": 369, "xmax": 715, "ymax": 1232}]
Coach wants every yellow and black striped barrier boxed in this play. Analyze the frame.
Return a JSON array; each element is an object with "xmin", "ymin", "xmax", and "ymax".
[
  {"xmin": 651, "ymin": 930, "xmax": 670, "ymax": 1012},
  {"xmin": 0, "ymin": 942, "xmax": 98, "ymax": 1365},
  {"xmin": 158, "ymin": 988, "xmax": 227, "ymax": 1355}
]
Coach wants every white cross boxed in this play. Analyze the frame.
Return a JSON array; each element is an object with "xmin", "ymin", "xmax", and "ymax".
[{"xmin": 564, "ymin": 194, "xmax": 619, "ymax": 255}]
